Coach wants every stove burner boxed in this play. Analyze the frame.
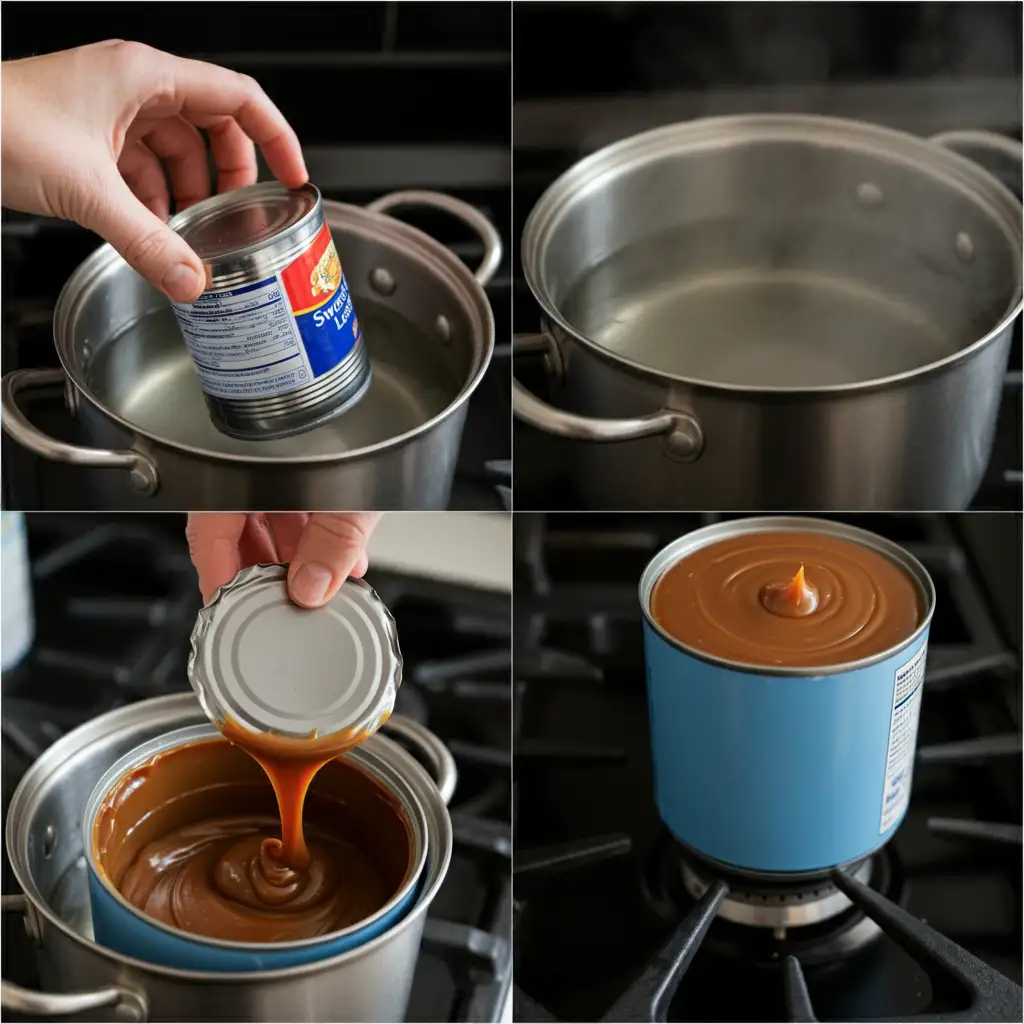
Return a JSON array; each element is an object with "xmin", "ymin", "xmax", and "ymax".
[
  {"xmin": 641, "ymin": 829, "xmax": 903, "ymax": 966},
  {"xmin": 679, "ymin": 852, "xmax": 874, "ymax": 934}
]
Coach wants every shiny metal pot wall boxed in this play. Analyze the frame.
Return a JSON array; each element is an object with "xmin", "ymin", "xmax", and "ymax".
[
  {"xmin": 514, "ymin": 117, "xmax": 1023, "ymax": 510},
  {"xmin": 3, "ymin": 695, "xmax": 455, "ymax": 1022},
  {"xmin": 2, "ymin": 191, "xmax": 500, "ymax": 511}
]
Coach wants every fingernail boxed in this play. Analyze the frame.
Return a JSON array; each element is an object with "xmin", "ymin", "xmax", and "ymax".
[
  {"xmin": 290, "ymin": 563, "xmax": 333, "ymax": 607},
  {"xmin": 163, "ymin": 263, "xmax": 204, "ymax": 303}
]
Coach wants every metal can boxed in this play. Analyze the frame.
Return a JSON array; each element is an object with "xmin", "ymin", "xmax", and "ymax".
[
  {"xmin": 82, "ymin": 722, "xmax": 425, "ymax": 973},
  {"xmin": 639, "ymin": 516, "xmax": 936, "ymax": 876},
  {"xmin": 169, "ymin": 183, "xmax": 371, "ymax": 440},
  {"xmin": 188, "ymin": 563, "xmax": 401, "ymax": 743}
]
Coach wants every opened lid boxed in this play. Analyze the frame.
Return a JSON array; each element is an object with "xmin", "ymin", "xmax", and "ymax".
[{"xmin": 188, "ymin": 563, "xmax": 401, "ymax": 740}]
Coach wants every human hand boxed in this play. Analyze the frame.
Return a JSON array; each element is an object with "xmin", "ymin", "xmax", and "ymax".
[
  {"xmin": 1, "ymin": 40, "xmax": 307, "ymax": 303},
  {"xmin": 186, "ymin": 513, "xmax": 382, "ymax": 609}
]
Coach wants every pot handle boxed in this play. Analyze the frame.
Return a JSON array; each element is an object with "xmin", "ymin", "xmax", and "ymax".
[
  {"xmin": 380, "ymin": 715, "xmax": 458, "ymax": 806},
  {"xmin": 929, "ymin": 130, "xmax": 1023, "ymax": 165},
  {"xmin": 1, "ymin": 895, "xmax": 148, "ymax": 1021},
  {"xmin": 512, "ymin": 332, "xmax": 704, "ymax": 460},
  {"xmin": 365, "ymin": 190, "xmax": 503, "ymax": 288},
  {"xmin": 1, "ymin": 369, "xmax": 160, "ymax": 497}
]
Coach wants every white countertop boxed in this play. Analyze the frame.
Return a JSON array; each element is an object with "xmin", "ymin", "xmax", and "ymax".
[{"xmin": 366, "ymin": 512, "xmax": 511, "ymax": 593}]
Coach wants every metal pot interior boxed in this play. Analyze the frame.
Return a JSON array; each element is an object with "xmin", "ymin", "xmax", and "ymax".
[
  {"xmin": 57, "ymin": 202, "xmax": 493, "ymax": 459},
  {"xmin": 6, "ymin": 696, "xmax": 451, "ymax": 973},
  {"xmin": 526, "ymin": 116, "xmax": 1022, "ymax": 389}
]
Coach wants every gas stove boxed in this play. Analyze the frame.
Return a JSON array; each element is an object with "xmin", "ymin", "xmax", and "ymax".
[
  {"xmin": 1, "ymin": 513, "xmax": 512, "ymax": 1022},
  {"xmin": 512, "ymin": 513, "xmax": 1022, "ymax": 1022},
  {"xmin": 0, "ymin": 3, "xmax": 511, "ymax": 512},
  {"xmin": 512, "ymin": 2, "xmax": 1023, "ymax": 511}
]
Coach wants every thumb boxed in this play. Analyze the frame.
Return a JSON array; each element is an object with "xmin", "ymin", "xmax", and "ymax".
[
  {"xmin": 79, "ymin": 165, "xmax": 207, "ymax": 302},
  {"xmin": 287, "ymin": 513, "xmax": 381, "ymax": 609}
]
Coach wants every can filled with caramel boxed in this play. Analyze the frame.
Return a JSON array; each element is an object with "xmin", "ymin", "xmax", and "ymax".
[
  {"xmin": 82, "ymin": 722, "xmax": 426, "ymax": 972},
  {"xmin": 639, "ymin": 516, "xmax": 935, "ymax": 876}
]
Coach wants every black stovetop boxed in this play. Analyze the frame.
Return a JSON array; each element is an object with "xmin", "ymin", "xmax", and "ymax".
[
  {"xmin": 512, "ymin": 2, "xmax": 1023, "ymax": 512},
  {"xmin": 0, "ymin": 3, "xmax": 511, "ymax": 512},
  {"xmin": 1, "ymin": 513, "xmax": 512, "ymax": 1023},
  {"xmin": 512, "ymin": 513, "xmax": 1022, "ymax": 1022}
]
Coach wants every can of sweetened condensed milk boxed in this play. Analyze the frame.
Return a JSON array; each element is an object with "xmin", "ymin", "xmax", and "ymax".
[
  {"xmin": 639, "ymin": 516, "xmax": 935, "ymax": 876},
  {"xmin": 82, "ymin": 722, "xmax": 427, "ymax": 974},
  {"xmin": 169, "ymin": 182, "xmax": 371, "ymax": 440}
]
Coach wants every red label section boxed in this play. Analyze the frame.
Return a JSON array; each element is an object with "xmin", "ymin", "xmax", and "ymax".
[{"xmin": 280, "ymin": 223, "xmax": 343, "ymax": 316}]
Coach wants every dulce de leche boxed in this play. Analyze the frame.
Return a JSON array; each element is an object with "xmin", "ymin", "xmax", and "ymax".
[
  {"xmin": 93, "ymin": 737, "xmax": 413, "ymax": 943},
  {"xmin": 649, "ymin": 529, "xmax": 923, "ymax": 668}
]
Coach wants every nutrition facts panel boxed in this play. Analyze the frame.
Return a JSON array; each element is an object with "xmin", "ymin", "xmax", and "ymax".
[
  {"xmin": 879, "ymin": 642, "xmax": 927, "ymax": 834},
  {"xmin": 173, "ymin": 276, "xmax": 313, "ymax": 399}
]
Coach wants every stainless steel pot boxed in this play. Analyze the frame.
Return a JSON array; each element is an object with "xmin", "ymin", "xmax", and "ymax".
[
  {"xmin": 2, "ymin": 695, "xmax": 456, "ymax": 1022},
  {"xmin": 513, "ymin": 116, "xmax": 1023, "ymax": 510},
  {"xmin": 2, "ymin": 191, "xmax": 500, "ymax": 511}
]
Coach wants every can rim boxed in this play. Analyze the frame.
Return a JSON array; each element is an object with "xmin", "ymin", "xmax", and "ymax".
[
  {"xmin": 168, "ymin": 182, "xmax": 322, "ymax": 266},
  {"xmin": 81, "ymin": 722, "xmax": 427, "ymax": 953},
  {"xmin": 638, "ymin": 516, "xmax": 937, "ymax": 677}
]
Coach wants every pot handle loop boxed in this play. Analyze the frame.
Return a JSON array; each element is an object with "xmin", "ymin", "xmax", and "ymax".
[
  {"xmin": 512, "ymin": 333, "xmax": 704, "ymax": 460},
  {"xmin": 1, "ymin": 895, "xmax": 148, "ymax": 1021},
  {"xmin": 929, "ymin": 130, "xmax": 1023, "ymax": 164},
  {"xmin": 365, "ymin": 190, "xmax": 503, "ymax": 288},
  {"xmin": 1, "ymin": 369, "xmax": 160, "ymax": 497},
  {"xmin": 380, "ymin": 715, "xmax": 458, "ymax": 806}
]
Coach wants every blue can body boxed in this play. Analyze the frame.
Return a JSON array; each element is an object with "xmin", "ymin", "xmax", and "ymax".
[
  {"xmin": 640, "ymin": 519, "xmax": 934, "ymax": 875},
  {"xmin": 87, "ymin": 868, "xmax": 419, "ymax": 973}
]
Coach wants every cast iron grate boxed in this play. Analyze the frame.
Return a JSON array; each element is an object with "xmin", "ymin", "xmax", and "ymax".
[
  {"xmin": 512, "ymin": 513, "xmax": 1022, "ymax": 1022},
  {"xmin": 2, "ymin": 514, "xmax": 513, "ymax": 1023}
]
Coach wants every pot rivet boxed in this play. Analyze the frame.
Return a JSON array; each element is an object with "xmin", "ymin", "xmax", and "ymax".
[
  {"xmin": 435, "ymin": 315, "xmax": 451, "ymax": 343},
  {"xmin": 113, "ymin": 993, "xmax": 147, "ymax": 1023},
  {"xmin": 664, "ymin": 417, "xmax": 704, "ymax": 463},
  {"xmin": 42, "ymin": 824, "xmax": 56, "ymax": 859},
  {"xmin": 955, "ymin": 232, "xmax": 975, "ymax": 263},
  {"xmin": 370, "ymin": 267, "xmax": 397, "ymax": 296},
  {"xmin": 128, "ymin": 463, "xmax": 159, "ymax": 496},
  {"xmin": 856, "ymin": 182, "xmax": 884, "ymax": 208}
]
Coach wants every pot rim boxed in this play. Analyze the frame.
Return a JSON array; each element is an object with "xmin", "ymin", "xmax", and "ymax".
[
  {"xmin": 53, "ymin": 199, "xmax": 495, "ymax": 465},
  {"xmin": 6, "ymin": 694, "xmax": 453, "ymax": 983},
  {"xmin": 80, "ymin": 723, "xmax": 427, "ymax": 954},
  {"xmin": 638, "ymin": 515, "xmax": 937, "ymax": 677},
  {"xmin": 523, "ymin": 113, "xmax": 1023, "ymax": 397}
]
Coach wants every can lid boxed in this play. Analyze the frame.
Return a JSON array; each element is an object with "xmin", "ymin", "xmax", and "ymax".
[
  {"xmin": 188, "ymin": 563, "xmax": 401, "ymax": 741},
  {"xmin": 172, "ymin": 182, "xmax": 321, "ymax": 263}
]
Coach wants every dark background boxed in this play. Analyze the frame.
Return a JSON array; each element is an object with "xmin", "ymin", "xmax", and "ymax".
[
  {"xmin": 2, "ymin": 2, "xmax": 510, "ymax": 147},
  {"xmin": 514, "ymin": 1, "xmax": 1021, "ymax": 97}
]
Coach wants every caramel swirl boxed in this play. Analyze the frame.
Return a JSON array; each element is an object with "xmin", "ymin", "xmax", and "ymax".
[
  {"xmin": 650, "ymin": 530, "xmax": 922, "ymax": 667},
  {"xmin": 117, "ymin": 814, "xmax": 388, "ymax": 943},
  {"xmin": 94, "ymin": 738, "xmax": 413, "ymax": 944}
]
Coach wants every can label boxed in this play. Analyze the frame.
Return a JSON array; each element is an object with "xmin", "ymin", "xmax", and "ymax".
[
  {"xmin": 171, "ymin": 224, "xmax": 362, "ymax": 400},
  {"xmin": 879, "ymin": 642, "xmax": 927, "ymax": 834}
]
